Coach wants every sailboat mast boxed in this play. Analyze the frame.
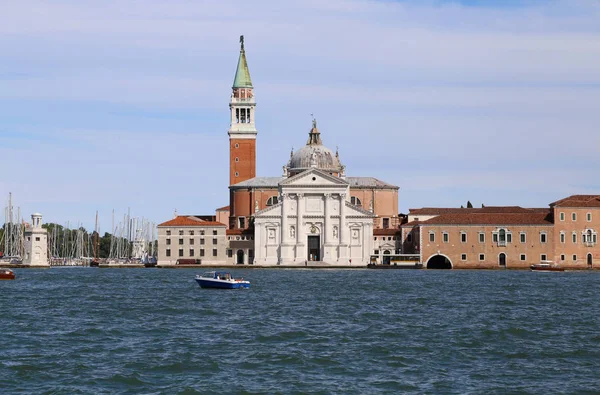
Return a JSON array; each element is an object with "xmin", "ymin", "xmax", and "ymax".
[{"xmin": 94, "ymin": 210, "xmax": 99, "ymax": 259}]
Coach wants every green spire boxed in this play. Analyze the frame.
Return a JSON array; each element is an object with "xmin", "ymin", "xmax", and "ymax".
[{"xmin": 233, "ymin": 35, "xmax": 253, "ymax": 88}]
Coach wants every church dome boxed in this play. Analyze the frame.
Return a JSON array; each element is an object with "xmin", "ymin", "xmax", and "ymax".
[{"xmin": 286, "ymin": 120, "xmax": 344, "ymax": 176}]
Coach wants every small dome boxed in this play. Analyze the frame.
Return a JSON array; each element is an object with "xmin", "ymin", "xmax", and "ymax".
[
  {"xmin": 289, "ymin": 145, "xmax": 341, "ymax": 172},
  {"xmin": 286, "ymin": 120, "xmax": 344, "ymax": 175}
]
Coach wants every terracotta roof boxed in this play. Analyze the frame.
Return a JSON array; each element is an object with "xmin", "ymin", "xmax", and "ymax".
[
  {"xmin": 374, "ymin": 228, "xmax": 402, "ymax": 236},
  {"xmin": 216, "ymin": 205, "xmax": 230, "ymax": 211},
  {"xmin": 421, "ymin": 212, "xmax": 553, "ymax": 226},
  {"xmin": 409, "ymin": 208, "xmax": 474, "ymax": 215},
  {"xmin": 226, "ymin": 228, "xmax": 254, "ymax": 236},
  {"xmin": 409, "ymin": 206, "xmax": 549, "ymax": 215},
  {"xmin": 158, "ymin": 216, "xmax": 226, "ymax": 227},
  {"xmin": 401, "ymin": 220, "xmax": 422, "ymax": 227},
  {"xmin": 551, "ymin": 195, "xmax": 600, "ymax": 208}
]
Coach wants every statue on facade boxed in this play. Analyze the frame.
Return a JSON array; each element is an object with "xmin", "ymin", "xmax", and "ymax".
[
  {"xmin": 310, "ymin": 151, "xmax": 317, "ymax": 167},
  {"xmin": 333, "ymin": 226, "xmax": 338, "ymax": 239},
  {"xmin": 290, "ymin": 226, "xmax": 295, "ymax": 238},
  {"xmin": 255, "ymin": 200, "xmax": 259, "ymax": 212}
]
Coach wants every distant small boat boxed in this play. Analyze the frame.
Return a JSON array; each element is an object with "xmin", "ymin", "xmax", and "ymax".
[
  {"xmin": 195, "ymin": 271, "xmax": 250, "ymax": 289},
  {"xmin": 0, "ymin": 268, "xmax": 15, "ymax": 280},
  {"xmin": 530, "ymin": 263, "xmax": 564, "ymax": 272}
]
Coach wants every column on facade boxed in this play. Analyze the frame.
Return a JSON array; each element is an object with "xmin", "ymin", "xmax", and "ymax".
[
  {"xmin": 281, "ymin": 193, "xmax": 288, "ymax": 244},
  {"xmin": 296, "ymin": 193, "xmax": 304, "ymax": 244},
  {"xmin": 255, "ymin": 224, "xmax": 262, "ymax": 262},
  {"xmin": 323, "ymin": 193, "xmax": 330, "ymax": 245},
  {"xmin": 339, "ymin": 193, "xmax": 347, "ymax": 244}
]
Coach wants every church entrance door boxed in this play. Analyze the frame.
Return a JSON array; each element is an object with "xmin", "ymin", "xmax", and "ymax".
[{"xmin": 308, "ymin": 235, "xmax": 320, "ymax": 261}]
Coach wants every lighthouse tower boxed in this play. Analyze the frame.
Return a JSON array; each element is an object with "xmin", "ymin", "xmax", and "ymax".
[
  {"xmin": 228, "ymin": 35, "xmax": 257, "ymax": 186},
  {"xmin": 23, "ymin": 213, "xmax": 49, "ymax": 266}
]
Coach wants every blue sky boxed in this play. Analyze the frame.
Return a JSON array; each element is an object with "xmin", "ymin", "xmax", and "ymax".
[{"xmin": 1, "ymin": 0, "xmax": 599, "ymax": 232}]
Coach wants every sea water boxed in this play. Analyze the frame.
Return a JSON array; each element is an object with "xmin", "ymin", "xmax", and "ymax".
[{"xmin": 1, "ymin": 268, "xmax": 599, "ymax": 394}]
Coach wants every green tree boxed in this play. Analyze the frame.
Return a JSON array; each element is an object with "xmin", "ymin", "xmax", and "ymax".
[{"xmin": 467, "ymin": 201, "xmax": 473, "ymax": 208}]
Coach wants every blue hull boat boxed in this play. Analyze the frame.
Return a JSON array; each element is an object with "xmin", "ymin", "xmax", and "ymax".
[{"xmin": 195, "ymin": 271, "xmax": 250, "ymax": 289}]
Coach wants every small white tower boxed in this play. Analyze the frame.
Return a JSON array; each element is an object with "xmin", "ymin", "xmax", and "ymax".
[{"xmin": 23, "ymin": 213, "xmax": 49, "ymax": 266}]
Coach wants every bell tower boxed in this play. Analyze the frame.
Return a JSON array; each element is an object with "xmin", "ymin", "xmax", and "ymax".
[{"xmin": 228, "ymin": 35, "xmax": 257, "ymax": 186}]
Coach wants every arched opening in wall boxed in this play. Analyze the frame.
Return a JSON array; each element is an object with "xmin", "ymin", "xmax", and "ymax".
[
  {"xmin": 236, "ymin": 250, "xmax": 244, "ymax": 265},
  {"xmin": 426, "ymin": 255, "xmax": 452, "ymax": 269},
  {"xmin": 266, "ymin": 196, "xmax": 278, "ymax": 206},
  {"xmin": 383, "ymin": 250, "xmax": 391, "ymax": 265},
  {"xmin": 499, "ymin": 253, "xmax": 506, "ymax": 267},
  {"xmin": 588, "ymin": 253, "xmax": 593, "ymax": 268}
]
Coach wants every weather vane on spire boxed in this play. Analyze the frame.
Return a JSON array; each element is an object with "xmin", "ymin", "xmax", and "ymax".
[{"xmin": 240, "ymin": 35, "xmax": 244, "ymax": 51}]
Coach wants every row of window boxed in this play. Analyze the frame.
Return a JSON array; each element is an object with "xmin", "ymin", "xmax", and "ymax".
[
  {"xmin": 559, "ymin": 212, "xmax": 593, "ymax": 222},
  {"xmin": 373, "ymin": 249, "xmax": 401, "ymax": 255},
  {"xmin": 228, "ymin": 236, "xmax": 254, "ymax": 241},
  {"xmin": 166, "ymin": 230, "xmax": 218, "ymax": 236},
  {"xmin": 165, "ymin": 248, "xmax": 218, "ymax": 257},
  {"xmin": 264, "ymin": 195, "xmax": 367, "ymax": 207},
  {"xmin": 428, "ymin": 230, "xmax": 548, "ymax": 244},
  {"xmin": 461, "ymin": 253, "xmax": 548, "ymax": 261},
  {"xmin": 374, "ymin": 236, "xmax": 398, "ymax": 241},
  {"xmin": 460, "ymin": 253, "xmax": 585, "ymax": 262},
  {"xmin": 166, "ymin": 238, "xmax": 218, "ymax": 245},
  {"xmin": 559, "ymin": 230, "xmax": 598, "ymax": 244}
]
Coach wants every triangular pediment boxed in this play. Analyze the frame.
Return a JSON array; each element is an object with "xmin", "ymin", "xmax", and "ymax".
[
  {"xmin": 279, "ymin": 169, "xmax": 349, "ymax": 187},
  {"xmin": 254, "ymin": 202, "xmax": 282, "ymax": 217},
  {"xmin": 345, "ymin": 201, "xmax": 377, "ymax": 218}
]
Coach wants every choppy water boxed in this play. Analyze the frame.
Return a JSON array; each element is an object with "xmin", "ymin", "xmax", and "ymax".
[{"xmin": 1, "ymin": 268, "xmax": 600, "ymax": 394}]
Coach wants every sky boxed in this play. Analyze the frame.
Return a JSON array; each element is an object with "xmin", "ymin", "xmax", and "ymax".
[{"xmin": 1, "ymin": 0, "xmax": 599, "ymax": 232}]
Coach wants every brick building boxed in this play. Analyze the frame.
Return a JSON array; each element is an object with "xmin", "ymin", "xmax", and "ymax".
[{"xmin": 400, "ymin": 196, "xmax": 600, "ymax": 269}]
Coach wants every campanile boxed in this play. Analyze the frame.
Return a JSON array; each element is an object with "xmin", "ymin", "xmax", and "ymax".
[{"xmin": 228, "ymin": 35, "xmax": 257, "ymax": 186}]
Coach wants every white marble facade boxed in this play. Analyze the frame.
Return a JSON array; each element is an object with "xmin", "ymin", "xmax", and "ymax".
[{"xmin": 254, "ymin": 169, "xmax": 374, "ymax": 265}]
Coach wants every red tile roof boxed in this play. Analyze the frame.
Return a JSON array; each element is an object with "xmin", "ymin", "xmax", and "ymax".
[
  {"xmin": 158, "ymin": 216, "xmax": 226, "ymax": 227},
  {"xmin": 226, "ymin": 228, "xmax": 254, "ymax": 236},
  {"xmin": 216, "ymin": 205, "xmax": 230, "ymax": 211},
  {"xmin": 401, "ymin": 220, "xmax": 422, "ymax": 227},
  {"xmin": 551, "ymin": 195, "xmax": 600, "ymax": 208},
  {"xmin": 422, "ymin": 212, "xmax": 553, "ymax": 226},
  {"xmin": 373, "ymin": 229, "xmax": 402, "ymax": 236},
  {"xmin": 409, "ymin": 208, "xmax": 472, "ymax": 215},
  {"xmin": 410, "ymin": 206, "xmax": 549, "ymax": 215}
]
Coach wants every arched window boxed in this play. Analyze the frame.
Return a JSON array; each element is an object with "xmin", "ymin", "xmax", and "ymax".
[
  {"xmin": 499, "ymin": 229, "xmax": 506, "ymax": 243},
  {"xmin": 266, "ymin": 196, "xmax": 279, "ymax": 206},
  {"xmin": 350, "ymin": 196, "xmax": 362, "ymax": 206}
]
